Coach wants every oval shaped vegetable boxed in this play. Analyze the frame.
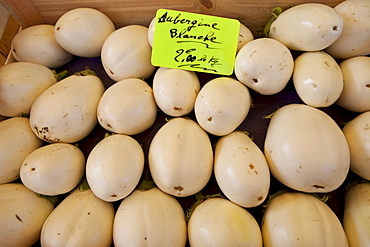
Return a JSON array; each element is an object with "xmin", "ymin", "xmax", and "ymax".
[
  {"xmin": 153, "ymin": 67, "xmax": 200, "ymax": 117},
  {"xmin": 343, "ymin": 182, "xmax": 370, "ymax": 247},
  {"xmin": 10, "ymin": 24, "xmax": 73, "ymax": 68},
  {"xmin": 234, "ymin": 38, "xmax": 294, "ymax": 95},
  {"xmin": 264, "ymin": 103, "xmax": 350, "ymax": 193},
  {"xmin": 188, "ymin": 197, "xmax": 263, "ymax": 247},
  {"xmin": 293, "ymin": 51, "xmax": 343, "ymax": 108},
  {"xmin": 113, "ymin": 187, "xmax": 187, "ymax": 247},
  {"xmin": 262, "ymin": 192, "xmax": 349, "ymax": 247},
  {"xmin": 149, "ymin": 117, "xmax": 213, "ymax": 197},
  {"xmin": 101, "ymin": 25, "xmax": 156, "ymax": 81},
  {"xmin": 194, "ymin": 77, "xmax": 251, "ymax": 136},
  {"xmin": 0, "ymin": 117, "xmax": 43, "ymax": 184},
  {"xmin": 214, "ymin": 131, "xmax": 270, "ymax": 208},
  {"xmin": 97, "ymin": 78, "xmax": 157, "ymax": 135},
  {"xmin": 342, "ymin": 111, "xmax": 370, "ymax": 180},
  {"xmin": 41, "ymin": 184, "xmax": 115, "ymax": 247},
  {"xmin": 269, "ymin": 3, "xmax": 343, "ymax": 51},
  {"xmin": 325, "ymin": 0, "xmax": 370, "ymax": 59},
  {"xmin": 20, "ymin": 143, "xmax": 85, "ymax": 196},
  {"xmin": 0, "ymin": 61, "xmax": 57, "ymax": 117},
  {"xmin": 30, "ymin": 71, "xmax": 105, "ymax": 143},
  {"xmin": 54, "ymin": 8, "xmax": 115, "ymax": 57},
  {"xmin": 0, "ymin": 183, "xmax": 54, "ymax": 247},
  {"xmin": 86, "ymin": 134, "xmax": 144, "ymax": 202},
  {"xmin": 336, "ymin": 56, "xmax": 370, "ymax": 112}
]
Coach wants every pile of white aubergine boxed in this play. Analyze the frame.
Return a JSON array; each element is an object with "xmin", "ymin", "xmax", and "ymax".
[{"xmin": 0, "ymin": 0, "xmax": 370, "ymax": 246}]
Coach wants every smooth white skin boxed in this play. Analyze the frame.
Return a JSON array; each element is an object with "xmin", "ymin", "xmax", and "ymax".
[
  {"xmin": 236, "ymin": 23, "xmax": 254, "ymax": 52},
  {"xmin": 101, "ymin": 25, "xmax": 156, "ymax": 81},
  {"xmin": 97, "ymin": 78, "xmax": 157, "ymax": 135},
  {"xmin": 262, "ymin": 192, "xmax": 349, "ymax": 247},
  {"xmin": 0, "ymin": 62, "xmax": 57, "ymax": 117},
  {"xmin": 293, "ymin": 51, "xmax": 343, "ymax": 108},
  {"xmin": 269, "ymin": 3, "xmax": 343, "ymax": 51},
  {"xmin": 188, "ymin": 198, "xmax": 263, "ymax": 247},
  {"xmin": 325, "ymin": 0, "xmax": 370, "ymax": 59},
  {"xmin": 86, "ymin": 134, "xmax": 144, "ymax": 202},
  {"xmin": 30, "ymin": 75, "xmax": 105, "ymax": 143},
  {"xmin": 148, "ymin": 118, "xmax": 213, "ymax": 197},
  {"xmin": 234, "ymin": 38, "xmax": 294, "ymax": 95},
  {"xmin": 194, "ymin": 77, "xmax": 251, "ymax": 136},
  {"xmin": 342, "ymin": 111, "xmax": 370, "ymax": 180},
  {"xmin": 41, "ymin": 188, "xmax": 114, "ymax": 247},
  {"xmin": 148, "ymin": 17, "xmax": 155, "ymax": 47},
  {"xmin": 20, "ymin": 143, "xmax": 85, "ymax": 196},
  {"xmin": 0, "ymin": 183, "xmax": 54, "ymax": 247},
  {"xmin": 264, "ymin": 104, "xmax": 350, "ymax": 193},
  {"xmin": 336, "ymin": 56, "xmax": 370, "ymax": 112},
  {"xmin": 10, "ymin": 24, "xmax": 73, "ymax": 69},
  {"xmin": 153, "ymin": 67, "xmax": 200, "ymax": 117},
  {"xmin": 343, "ymin": 182, "xmax": 370, "ymax": 247},
  {"xmin": 54, "ymin": 8, "xmax": 115, "ymax": 57},
  {"xmin": 214, "ymin": 131, "xmax": 270, "ymax": 208},
  {"xmin": 0, "ymin": 117, "xmax": 43, "ymax": 184},
  {"xmin": 113, "ymin": 188, "xmax": 187, "ymax": 247}
]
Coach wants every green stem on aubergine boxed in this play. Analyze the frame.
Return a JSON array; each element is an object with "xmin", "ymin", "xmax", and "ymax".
[
  {"xmin": 263, "ymin": 5, "xmax": 294, "ymax": 37},
  {"xmin": 74, "ymin": 66, "xmax": 98, "ymax": 77},
  {"xmin": 52, "ymin": 69, "xmax": 68, "ymax": 81},
  {"xmin": 18, "ymin": 113, "xmax": 30, "ymax": 118},
  {"xmin": 79, "ymin": 177, "xmax": 91, "ymax": 192},
  {"xmin": 345, "ymin": 179, "xmax": 370, "ymax": 191},
  {"xmin": 136, "ymin": 170, "xmax": 156, "ymax": 191},
  {"xmin": 37, "ymin": 193, "xmax": 59, "ymax": 207}
]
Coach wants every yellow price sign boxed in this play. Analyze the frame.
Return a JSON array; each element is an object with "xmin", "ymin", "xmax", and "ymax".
[{"xmin": 151, "ymin": 9, "xmax": 240, "ymax": 75}]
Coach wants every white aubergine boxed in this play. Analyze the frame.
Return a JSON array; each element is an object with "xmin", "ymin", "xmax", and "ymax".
[
  {"xmin": 11, "ymin": 24, "xmax": 73, "ymax": 69},
  {"xmin": 20, "ymin": 143, "xmax": 85, "ymax": 196},
  {"xmin": 0, "ymin": 183, "xmax": 54, "ymax": 247},
  {"xmin": 30, "ymin": 71, "xmax": 105, "ymax": 143},
  {"xmin": 113, "ymin": 187, "xmax": 187, "ymax": 247},
  {"xmin": 214, "ymin": 131, "xmax": 270, "ymax": 208},
  {"xmin": 269, "ymin": 3, "xmax": 343, "ymax": 51},
  {"xmin": 194, "ymin": 77, "xmax": 251, "ymax": 136},
  {"xmin": 41, "ymin": 186, "xmax": 115, "ymax": 247},
  {"xmin": 0, "ymin": 117, "xmax": 43, "ymax": 184},
  {"xmin": 264, "ymin": 104, "xmax": 350, "ymax": 193},
  {"xmin": 148, "ymin": 117, "xmax": 213, "ymax": 197},
  {"xmin": 86, "ymin": 134, "xmax": 144, "ymax": 202},
  {"xmin": 0, "ymin": 62, "xmax": 57, "ymax": 117}
]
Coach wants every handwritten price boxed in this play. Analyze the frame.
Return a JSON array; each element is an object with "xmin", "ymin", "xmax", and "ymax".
[{"xmin": 174, "ymin": 48, "xmax": 222, "ymax": 72}]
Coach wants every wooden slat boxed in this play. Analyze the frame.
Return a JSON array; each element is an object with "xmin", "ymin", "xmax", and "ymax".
[
  {"xmin": 0, "ymin": 14, "xmax": 20, "ymax": 65},
  {"xmin": 0, "ymin": 0, "xmax": 46, "ymax": 27},
  {"xmin": 1, "ymin": 0, "xmax": 344, "ymax": 37}
]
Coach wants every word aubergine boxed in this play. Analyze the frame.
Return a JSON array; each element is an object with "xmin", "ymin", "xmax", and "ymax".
[{"xmin": 157, "ymin": 11, "xmax": 220, "ymax": 32}]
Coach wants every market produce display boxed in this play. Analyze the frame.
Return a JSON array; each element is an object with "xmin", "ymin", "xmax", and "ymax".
[{"xmin": 0, "ymin": 0, "xmax": 370, "ymax": 246}]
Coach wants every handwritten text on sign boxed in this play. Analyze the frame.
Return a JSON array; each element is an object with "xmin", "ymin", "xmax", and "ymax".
[{"xmin": 151, "ymin": 9, "xmax": 240, "ymax": 75}]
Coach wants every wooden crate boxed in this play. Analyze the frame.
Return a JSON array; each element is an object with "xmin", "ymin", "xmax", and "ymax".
[
  {"xmin": 0, "ymin": 0, "xmax": 343, "ymax": 65},
  {"xmin": 0, "ymin": 4, "xmax": 19, "ymax": 65}
]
